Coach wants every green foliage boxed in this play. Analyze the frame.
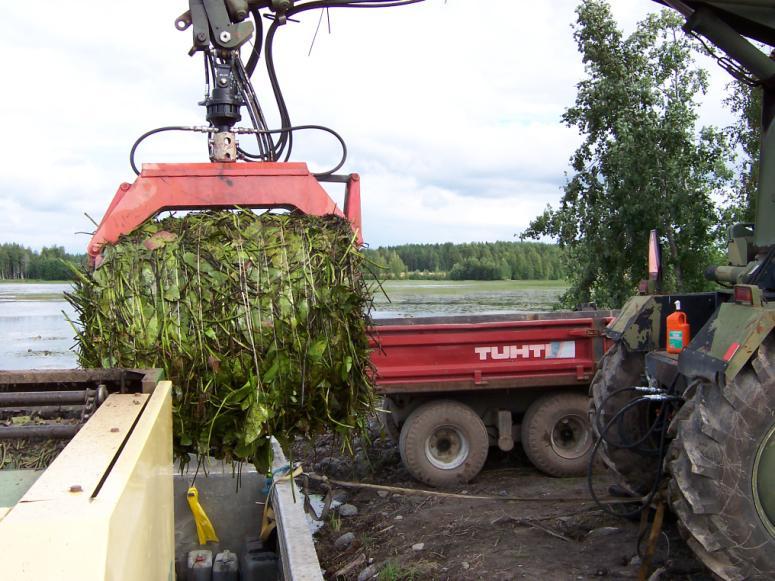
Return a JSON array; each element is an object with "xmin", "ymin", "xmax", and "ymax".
[
  {"xmin": 327, "ymin": 511, "xmax": 342, "ymax": 533},
  {"xmin": 379, "ymin": 561, "xmax": 419, "ymax": 581},
  {"xmin": 523, "ymin": 1, "xmax": 733, "ymax": 308},
  {"xmin": 723, "ymin": 80, "xmax": 761, "ymax": 225},
  {"xmin": 364, "ymin": 241, "xmax": 564, "ymax": 281},
  {"xmin": 66, "ymin": 211, "xmax": 376, "ymax": 472},
  {"xmin": 0, "ymin": 244, "xmax": 85, "ymax": 280}
]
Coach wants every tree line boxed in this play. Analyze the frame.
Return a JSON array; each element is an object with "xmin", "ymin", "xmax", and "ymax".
[
  {"xmin": 364, "ymin": 241, "xmax": 564, "ymax": 280},
  {"xmin": 0, "ymin": 244, "xmax": 86, "ymax": 281}
]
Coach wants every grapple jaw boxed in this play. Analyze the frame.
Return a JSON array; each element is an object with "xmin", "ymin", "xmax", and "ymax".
[{"xmin": 87, "ymin": 161, "xmax": 362, "ymax": 265}]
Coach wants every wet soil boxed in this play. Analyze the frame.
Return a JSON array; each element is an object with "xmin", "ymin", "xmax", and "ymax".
[{"xmin": 293, "ymin": 421, "xmax": 712, "ymax": 581}]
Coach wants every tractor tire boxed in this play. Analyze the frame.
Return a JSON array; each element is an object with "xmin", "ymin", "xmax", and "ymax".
[
  {"xmin": 398, "ymin": 400, "xmax": 489, "ymax": 488},
  {"xmin": 378, "ymin": 397, "xmax": 401, "ymax": 442},
  {"xmin": 521, "ymin": 392, "xmax": 593, "ymax": 477},
  {"xmin": 666, "ymin": 336, "xmax": 775, "ymax": 581},
  {"xmin": 589, "ymin": 342, "xmax": 660, "ymax": 494}
]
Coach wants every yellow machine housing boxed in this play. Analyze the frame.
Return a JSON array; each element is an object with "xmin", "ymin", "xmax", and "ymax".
[{"xmin": 0, "ymin": 378, "xmax": 174, "ymax": 580}]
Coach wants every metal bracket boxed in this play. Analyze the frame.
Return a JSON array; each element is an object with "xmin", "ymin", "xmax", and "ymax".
[
  {"xmin": 202, "ymin": 0, "xmax": 254, "ymax": 49},
  {"xmin": 186, "ymin": 0, "xmax": 211, "ymax": 52},
  {"xmin": 210, "ymin": 131, "xmax": 238, "ymax": 161},
  {"xmin": 497, "ymin": 410, "xmax": 514, "ymax": 452}
]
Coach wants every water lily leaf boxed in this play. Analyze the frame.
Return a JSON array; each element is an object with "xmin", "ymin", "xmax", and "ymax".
[
  {"xmin": 341, "ymin": 356, "xmax": 353, "ymax": 381},
  {"xmin": 262, "ymin": 358, "xmax": 280, "ymax": 384},
  {"xmin": 308, "ymin": 338, "xmax": 327, "ymax": 360},
  {"xmin": 144, "ymin": 230, "xmax": 178, "ymax": 251},
  {"xmin": 244, "ymin": 402, "xmax": 270, "ymax": 444},
  {"xmin": 146, "ymin": 314, "xmax": 159, "ymax": 342},
  {"xmin": 164, "ymin": 284, "xmax": 180, "ymax": 301}
]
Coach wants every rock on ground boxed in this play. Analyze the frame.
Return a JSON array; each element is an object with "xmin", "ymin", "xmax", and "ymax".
[
  {"xmin": 356, "ymin": 564, "xmax": 378, "ymax": 581},
  {"xmin": 338, "ymin": 503, "xmax": 358, "ymax": 517},
  {"xmin": 334, "ymin": 532, "xmax": 355, "ymax": 550}
]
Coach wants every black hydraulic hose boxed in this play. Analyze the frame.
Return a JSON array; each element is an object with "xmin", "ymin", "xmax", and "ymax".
[
  {"xmin": 129, "ymin": 123, "xmax": 345, "ymax": 176},
  {"xmin": 594, "ymin": 386, "xmax": 646, "ymax": 434},
  {"xmin": 587, "ymin": 394, "xmax": 680, "ymax": 518},
  {"xmin": 595, "ymin": 385, "xmax": 668, "ymax": 452},
  {"xmin": 238, "ymin": 124, "xmax": 348, "ymax": 176},
  {"xmin": 602, "ymin": 393, "xmax": 681, "ymax": 450},
  {"xmin": 245, "ymin": 7, "xmax": 264, "ymax": 78},
  {"xmin": 235, "ymin": 61, "xmax": 269, "ymax": 159},
  {"xmin": 235, "ymin": 57, "xmax": 275, "ymax": 159},
  {"xmin": 263, "ymin": 18, "xmax": 292, "ymax": 159},
  {"xmin": 129, "ymin": 126, "xmax": 195, "ymax": 175}
]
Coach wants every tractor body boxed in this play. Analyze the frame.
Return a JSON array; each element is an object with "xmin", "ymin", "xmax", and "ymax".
[{"xmin": 593, "ymin": 3, "xmax": 775, "ymax": 578}]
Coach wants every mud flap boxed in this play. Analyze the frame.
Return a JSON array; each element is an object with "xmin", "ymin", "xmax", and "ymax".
[{"xmin": 606, "ymin": 296, "xmax": 662, "ymax": 352}]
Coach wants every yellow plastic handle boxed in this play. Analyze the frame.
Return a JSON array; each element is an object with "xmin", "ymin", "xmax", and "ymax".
[{"xmin": 187, "ymin": 486, "xmax": 219, "ymax": 545}]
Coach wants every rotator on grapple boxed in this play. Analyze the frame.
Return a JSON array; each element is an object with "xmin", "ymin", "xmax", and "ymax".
[
  {"xmin": 87, "ymin": 0, "xmax": 424, "ymax": 266},
  {"xmin": 590, "ymin": 2, "xmax": 775, "ymax": 580}
]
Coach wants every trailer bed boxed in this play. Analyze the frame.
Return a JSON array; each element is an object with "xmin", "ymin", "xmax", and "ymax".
[{"xmin": 371, "ymin": 310, "xmax": 614, "ymax": 393}]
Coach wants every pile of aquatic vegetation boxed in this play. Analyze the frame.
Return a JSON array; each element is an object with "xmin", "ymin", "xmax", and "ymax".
[{"xmin": 67, "ymin": 210, "xmax": 375, "ymax": 470}]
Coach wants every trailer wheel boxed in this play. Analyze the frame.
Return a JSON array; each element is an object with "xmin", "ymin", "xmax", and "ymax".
[
  {"xmin": 521, "ymin": 392, "xmax": 593, "ymax": 477},
  {"xmin": 589, "ymin": 342, "xmax": 659, "ymax": 494},
  {"xmin": 378, "ymin": 397, "xmax": 401, "ymax": 442},
  {"xmin": 667, "ymin": 336, "xmax": 775, "ymax": 580},
  {"xmin": 398, "ymin": 400, "xmax": 488, "ymax": 487}
]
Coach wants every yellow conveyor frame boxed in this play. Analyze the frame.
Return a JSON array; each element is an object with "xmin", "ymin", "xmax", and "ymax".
[{"xmin": 0, "ymin": 381, "xmax": 174, "ymax": 580}]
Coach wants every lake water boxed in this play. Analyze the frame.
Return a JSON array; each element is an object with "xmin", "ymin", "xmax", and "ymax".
[
  {"xmin": 0, "ymin": 280, "xmax": 565, "ymax": 370},
  {"xmin": 371, "ymin": 280, "xmax": 565, "ymax": 319},
  {"xmin": 0, "ymin": 283, "xmax": 77, "ymax": 369}
]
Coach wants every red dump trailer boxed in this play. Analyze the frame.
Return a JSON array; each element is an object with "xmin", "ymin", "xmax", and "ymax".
[{"xmin": 370, "ymin": 311, "xmax": 614, "ymax": 486}]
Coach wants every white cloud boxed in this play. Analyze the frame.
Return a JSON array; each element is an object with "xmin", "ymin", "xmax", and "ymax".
[
  {"xmin": 361, "ymin": 170, "xmax": 559, "ymax": 247},
  {"xmin": 0, "ymin": 0, "xmax": 736, "ymax": 252}
]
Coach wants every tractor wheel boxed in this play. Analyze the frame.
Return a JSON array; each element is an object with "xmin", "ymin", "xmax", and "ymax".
[
  {"xmin": 589, "ymin": 342, "xmax": 660, "ymax": 494},
  {"xmin": 667, "ymin": 336, "xmax": 775, "ymax": 581},
  {"xmin": 378, "ymin": 397, "xmax": 401, "ymax": 442},
  {"xmin": 521, "ymin": 392, "xmax": 593, "ymax": 477},
  {"xmin": 398, "ymin": 400, "xmax": 489, "ymax": 487}
]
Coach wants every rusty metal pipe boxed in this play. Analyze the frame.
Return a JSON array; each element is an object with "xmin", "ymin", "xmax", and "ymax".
[{"xmin": 0, "ymin": 424, "xmax": 81, "ymax": 439}]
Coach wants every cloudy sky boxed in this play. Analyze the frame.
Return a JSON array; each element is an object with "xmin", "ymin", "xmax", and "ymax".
[{"xmin": 0, "ymin": 1, "xmax": 734, "ymax": 253}]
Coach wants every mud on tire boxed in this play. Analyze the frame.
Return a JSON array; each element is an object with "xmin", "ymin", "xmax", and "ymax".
[
  {"xmin": 398, "ymin": 399, "xmax": 488, "ymax": 487},
  {"xmin": 521, "ymin": 392, "xmax": 593, "ymax": 477},
  {"xmin": 667, "ymin": 335, "xmax": 775, "ymax": 581},
  {"xmin": 589, "ymin": 342, "xmax": 660, "ymax": 494}
]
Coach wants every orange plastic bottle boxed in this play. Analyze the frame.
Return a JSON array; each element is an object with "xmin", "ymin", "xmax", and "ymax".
[{"xmin": 666, "ymin": 300, "xmax": 690, "ymax": 354}]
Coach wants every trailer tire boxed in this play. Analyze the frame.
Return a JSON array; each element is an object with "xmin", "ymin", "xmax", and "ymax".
[
  {"xmin": 521, "ymin": 392, "xmax": 593, "ymax": 477},
  {"xmin": 399, "ymin": 400, "xmax": 488, "ymax": 487},
  {"xmin": 589, "ymin": 342, "xmax": 659, "ymax": 494},
  {"xmin": 666, "ymin": 336, "xmax": 775, "ymax": 581}
]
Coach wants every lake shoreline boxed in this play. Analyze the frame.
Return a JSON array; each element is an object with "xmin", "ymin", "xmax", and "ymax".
[{"xmin": 1, "ymin": 280, "xmax": 567, "ymax": 368}]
